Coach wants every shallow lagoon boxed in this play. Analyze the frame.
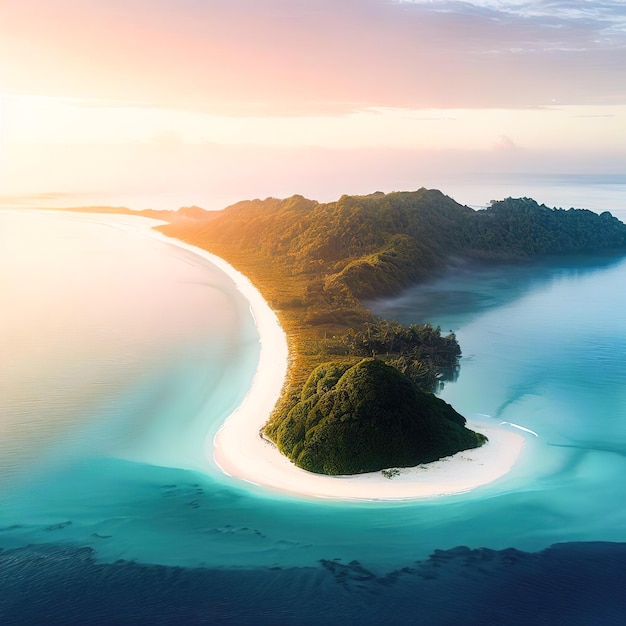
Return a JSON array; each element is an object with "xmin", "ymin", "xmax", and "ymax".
[{"xmin": 2, "ymin": 210, "xmax": 626, "ymax": 621}]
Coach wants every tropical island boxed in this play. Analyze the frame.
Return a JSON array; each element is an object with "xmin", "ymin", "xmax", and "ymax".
[{"xmin": 151, "ymin": 190, "xmax": 626, "ymax": 478}]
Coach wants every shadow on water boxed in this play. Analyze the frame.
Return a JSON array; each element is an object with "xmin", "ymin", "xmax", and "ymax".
[
  {"xmin": 2, "ymin": 541, "xmax": 626, "ymax": 625},
  {"xmin": 548, "ymin": 441, "xmax": 626, "ymax": 458},
  {"xmin": 368, "ymin": 253, "xmax": 626, "ymax": 329}
]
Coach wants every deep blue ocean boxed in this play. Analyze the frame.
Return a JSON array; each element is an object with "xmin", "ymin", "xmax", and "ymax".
[{"xmin": 2, "ymin": 206, "xmax": 626, "ymax": 624}]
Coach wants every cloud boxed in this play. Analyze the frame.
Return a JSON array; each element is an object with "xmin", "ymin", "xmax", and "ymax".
[
  {"xmin": 1, "ymin": 0, "xmax": 625, "ymax": 114},
  {"xmin": 398, "ymin": 0, "xmax": 626, "ymax": 28},
  {"xmin": 4, "ymin": 140, "xmax": 624, "ymax": 212},
  {"xmin": 494, "ymin": 135, "xmax": 518, "ymax": 150}
]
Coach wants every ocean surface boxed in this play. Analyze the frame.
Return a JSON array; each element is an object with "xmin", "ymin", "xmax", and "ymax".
[{"xmin": 2, "ymin": 208, "xmax": 626, "ymax": 624}]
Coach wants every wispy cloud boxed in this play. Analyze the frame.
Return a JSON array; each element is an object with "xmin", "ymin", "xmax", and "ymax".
[
  {"xmin": 396, "ymin": 0, "xmax": 626, "ymax": 45},
  {"xmin": 1, "ymin": 0, "xmax": 625, "ymax": 207},
  {"xmin": 2, "ymin": 0, "xmax": 625, "ymax": 113},
  {"xmin": 398, "ymin": 0, "xmax": 626, "ymax": 23}
]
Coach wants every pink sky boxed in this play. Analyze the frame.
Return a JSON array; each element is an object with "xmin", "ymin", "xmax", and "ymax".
[{"xmin": 1, "ymin": 0, "xmax": 625, "ymax": 210}]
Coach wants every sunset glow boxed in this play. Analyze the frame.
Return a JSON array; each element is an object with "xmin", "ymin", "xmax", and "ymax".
[
  {"xmin": 3, "ymin": 3, "xmax": 626, "ymax": 618},
  {"xmin": 1, "ymin": 0, "xmax": 625, "ymax": 210}
]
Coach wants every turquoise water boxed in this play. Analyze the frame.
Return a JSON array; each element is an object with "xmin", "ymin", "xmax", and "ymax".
[{"xmin": 1, "ymin": 210, "xmax": 626, "ymax": 581}]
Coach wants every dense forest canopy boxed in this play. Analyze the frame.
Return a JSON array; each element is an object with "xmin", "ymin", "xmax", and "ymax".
[
  {"xmin": 266, "ymin": 358, "xmax": 486, "ymax": 476},
  {"xmin": 159, "ymin": 189, "xmax": 626, "ymax": 475},
  {"xmin": 163, "ymin": 190, "xmax": 626, "ymax": 303}
]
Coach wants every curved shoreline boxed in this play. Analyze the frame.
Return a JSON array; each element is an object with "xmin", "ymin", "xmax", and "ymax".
[{"xmin": 153, "ymin": 221, "xmax": 525, "ymax": 500}]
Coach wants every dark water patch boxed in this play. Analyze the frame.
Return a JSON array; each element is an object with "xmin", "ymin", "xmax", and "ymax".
[
  {"xmin": 159, "ymin": 483, "xmax": 206, "ymax": 511},
  {"xmin": 548, "ymin": 441, "xmax": 626, "ymax": 458},
  {"xmin": 91, "ymin": 533, "xmax": 112, "ymax": 540},
  {"xmin": 205, "ymin": 525, "xmax": 268, "ymax": 540},
  {"xmin": 44, "ymin": 521, "xmax": 72, "ymax": 532},
  {"xmin": 494, "ymin": 386, "xmax": 543, "ymax": 420},
  {"xmin": 320, "ymin": 559, "xmax": 376, "ymax": 589},
  {"xmin": 0, "ymin": 525, "xmax": 25, "ymax": 533},
  {"xmin": 2, "ymin": 542, "xmax": 626, "ymax": 625}
]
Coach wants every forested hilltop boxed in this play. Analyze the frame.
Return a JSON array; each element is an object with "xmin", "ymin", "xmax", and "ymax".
[
  {"xmin": 159, "ymin": 190, "xmax": 626, "ymax": 475},
  {"xmin": 163, "ymin": 190, "xmax": 626, "ymax": 302}
]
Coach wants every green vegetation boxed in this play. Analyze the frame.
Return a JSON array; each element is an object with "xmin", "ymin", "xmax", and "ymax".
[
  {"xmin": 468, "ymin": 197, "xmax": 626, "ymax": 258},
  {"xmin": 151, "ymin": 189, "xmax": 626, "ymax": 475},
  {"xmin": 336, "ymin": 319, "xmax": 461, "ymax": 389},
  {"xmin": 382, "ymin": 468, "xmax": 400, "ymax": 479},
  {"xmin": 265, "ymin": 358, "xmax": 485, "ymax": 475}
]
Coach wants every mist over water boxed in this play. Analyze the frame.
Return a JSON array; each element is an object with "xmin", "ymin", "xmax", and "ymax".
[
  {"xmin": 1, "ymin": 209, "xmax": 626, "ymax": 619},
  {"xmin": 371, "ymin": 253, "xmax": 626, "ymax": 548},
  {"xmin": 2, "ymin": 174, "xmax": 625, "ymax": 219}
]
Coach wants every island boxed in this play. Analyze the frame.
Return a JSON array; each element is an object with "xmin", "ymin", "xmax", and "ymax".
[
  {"xmin": 270, "ymin": 358, "xmax": 485, "ymax": 475},
  {"xmin": 52, "ymin": 190, "xmax": 626, "ymax": 495},
  {"xmin": 157, "ymin": 190, "xmax": 626, "ymax": 480}
]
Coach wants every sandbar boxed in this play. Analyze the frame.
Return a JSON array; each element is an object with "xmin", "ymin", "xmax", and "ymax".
[{"xmin": 153, "ymin": 221, "xmax": 526, "ymax": 501}]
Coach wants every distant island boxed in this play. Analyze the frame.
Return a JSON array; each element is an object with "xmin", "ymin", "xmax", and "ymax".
[
  {"xmin": 59, "ymin": 190, "xmax": 626, "ymax": 475},
  {"xmin": 41, "ymin": 204, "xmax": 214, "ymax": 223}
]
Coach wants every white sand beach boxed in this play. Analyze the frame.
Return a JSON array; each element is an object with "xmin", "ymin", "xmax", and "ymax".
[{"xmin": 156, "ymin": 225, "xmax": 525, "ymax": 501}]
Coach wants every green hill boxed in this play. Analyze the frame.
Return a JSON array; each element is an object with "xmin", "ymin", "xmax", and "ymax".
[
  {"xmin": 159, "ymin": 189, "xmax": 626, "ymax": 475},
  {"xmin": 162, "ymin": 190, "xmax": 626, "ymax": 304},
  {"xmin": 268, "ymin": 358, "xmax": 485, "ymax": 475}
]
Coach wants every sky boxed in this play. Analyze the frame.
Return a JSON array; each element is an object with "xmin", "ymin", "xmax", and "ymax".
[{"xmin": 1, "ymin": 0, "xmax": 625, "ymax": 211}]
